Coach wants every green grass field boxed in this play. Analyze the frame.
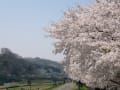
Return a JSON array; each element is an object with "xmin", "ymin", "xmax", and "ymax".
[{"xmin": 0, "ymin": 81, "xmax": 63, "ymax": 90}]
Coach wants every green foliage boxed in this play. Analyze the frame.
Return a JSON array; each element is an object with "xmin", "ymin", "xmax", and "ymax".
[
  {"xmin": 74, "ymin": 85, "xmax": 89, "ymax": 90},
  {"xmin": 80, "ymin": 86, "xmax": 88, "ymax": 90}
]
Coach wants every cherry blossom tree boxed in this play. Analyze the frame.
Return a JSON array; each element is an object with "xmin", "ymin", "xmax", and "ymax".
[{"xmin": 48, "ymin": 0, "xmax": 120, "ymax": 89}]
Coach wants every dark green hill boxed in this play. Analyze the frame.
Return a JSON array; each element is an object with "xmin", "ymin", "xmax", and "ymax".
[{"xmin": 0, "ymin": 48, "xmax": 64, "ymax": 84}]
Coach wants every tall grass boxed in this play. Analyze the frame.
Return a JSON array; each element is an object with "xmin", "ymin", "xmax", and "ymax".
[{"xmin": 74, "ymin": 85, "xmax": 89, "ymax": 90}]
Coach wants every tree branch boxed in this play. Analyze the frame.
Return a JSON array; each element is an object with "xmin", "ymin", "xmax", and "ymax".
[{"xmin": 110, "ymin": 80, "xmax": 120, "ymax": 85}]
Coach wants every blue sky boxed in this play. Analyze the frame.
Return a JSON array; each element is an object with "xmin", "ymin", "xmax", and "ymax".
[{"xmin": 0, "ymin": 0, "xmax": 95, "ymax": 61}]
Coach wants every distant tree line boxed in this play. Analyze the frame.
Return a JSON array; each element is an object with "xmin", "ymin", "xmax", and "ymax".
[{"xmin": 0, "ymin": 48, "xmax": 65, "ymax": 84}]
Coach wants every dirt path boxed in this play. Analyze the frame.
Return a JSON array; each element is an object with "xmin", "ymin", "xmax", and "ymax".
[{"xmin": 54, "ymin": 83, "xmax": 75, "ymax": 90}]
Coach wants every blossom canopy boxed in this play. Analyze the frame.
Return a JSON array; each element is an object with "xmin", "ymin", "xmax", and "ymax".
[{"xmin": 48, "ymin": 0, "xmax": 120, "ymax": 88}]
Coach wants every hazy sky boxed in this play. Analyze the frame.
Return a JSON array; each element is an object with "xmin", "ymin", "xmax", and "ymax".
[{"xmin": 0, "ymin": 0, "xmax": 95, "ymax": 61}]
